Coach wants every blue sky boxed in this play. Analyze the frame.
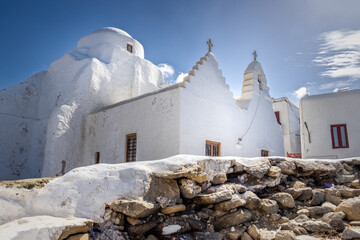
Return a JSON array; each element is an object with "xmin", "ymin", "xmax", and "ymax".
[{"xmin": 1, "ymin": 0, "xmax": 359, "ymax": 104}]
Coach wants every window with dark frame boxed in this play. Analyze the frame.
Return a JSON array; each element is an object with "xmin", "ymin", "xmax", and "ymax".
[
  {"xmin": 261, "ymin": 150, "xmax": 269, "ymax": 157},
  {"xmin": 95, "ymin": 152, "xmax": 100, "ymax": 164},
  {"xmin": 275, "ymin": 111, "xmax": 281, "ymax": 125},
  {"xmin": 126, "ymin": 133, "xmax": 137, "ymax": 162},
  {"xmin": 205, "ymin": 140, "xmax": 221, "ymax": 156},
  {"xmin": 127, "ymin": 44, "xmax": 133, "ymax": 53},
  {"xmin": 330, "ymin": 124, "xmax": 349, "ymax": 149}
]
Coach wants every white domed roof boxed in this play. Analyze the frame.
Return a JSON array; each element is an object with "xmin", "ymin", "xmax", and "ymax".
[
  {"xmin": 77, "ymin": 27, "xmax": 144, "ymax": 59},
  {"xmin": 90, "ymin": 27, "xmax": 132, "ymax": 38}
]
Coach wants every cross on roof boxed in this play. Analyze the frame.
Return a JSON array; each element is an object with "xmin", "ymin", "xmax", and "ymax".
[
  {"xmin": 207, "ymin": 39, "xmax": 213, "ymax": 52},
  {"xmin": 253, "ymin": 50, "xmax": 257, "ymax": 61}
]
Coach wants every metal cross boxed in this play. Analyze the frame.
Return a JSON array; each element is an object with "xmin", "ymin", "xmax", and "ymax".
[
  {"xmin": 253, "ymin": 50, "xmax": 257, "ymax": 61},
  {"xmin": 207, "ymin": 39, "xmax": 213, "ymax": 52}
]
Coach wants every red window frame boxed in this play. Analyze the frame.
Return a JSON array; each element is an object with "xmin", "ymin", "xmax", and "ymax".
[
  {"xmin": 127, "ymin": 44, "xmax": 133, "ymax": 53},
  {"xmin": 330, "ymin": 124, "xmax": 349, "ymax": 149},
  {"xmin": 275, "ymin": 111, "xmax": 281, "ymax": 125}
]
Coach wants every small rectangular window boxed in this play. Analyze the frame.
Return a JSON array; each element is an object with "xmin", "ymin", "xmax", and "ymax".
[
  {"xmin": 95, "ymin": 152, "xmax": 100, "ymax": 164},
  {"xmin": 261, "ymin": 150, "xmax": 269, "ymax": 157},
  {"xmin": 126, "ymin": 133, "xmax": 137, "ymax": 162},
  {"xmin": 205, "ymin": 140, "xmax": 221, "ymax": 156},
  {"xmin": 127, "ymin": 44, "xmax": 133, "ymax": 53},
  {"xmin": 275, "ymin": 111, "xmax": 281, "ymax": 125},
  {"xmin": 331, "ymin": 124, "xmax": 349, "ymax": 148}
]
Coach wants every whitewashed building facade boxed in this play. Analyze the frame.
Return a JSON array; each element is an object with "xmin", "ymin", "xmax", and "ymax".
[
  {"xmin": 272, "ymin": 97, "xmax": 301, "ymax": 158},
  {"xmin": 83, "ymin": 52, "xmax": 285, "ymax": 165},
  {"xmin": 300, "ymin": 89, "xmax": 360, "ymax": 159},
  {"xmin": 0, "ymin": 28, "xmax": 284, "ymax": 180}
]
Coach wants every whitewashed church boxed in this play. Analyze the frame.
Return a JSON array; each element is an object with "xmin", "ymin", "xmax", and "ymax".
[{"xmin": 0, "ymin": 27, "xmax": 284, "ymax": 180}]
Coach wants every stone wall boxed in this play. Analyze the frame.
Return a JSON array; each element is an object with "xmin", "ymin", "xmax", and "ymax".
[{"xmin": 85, "ymin": 158, "xmax": 360, "ymax": 240}]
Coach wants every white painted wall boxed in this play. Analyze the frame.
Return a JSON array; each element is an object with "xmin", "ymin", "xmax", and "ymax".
[
  {"xmin": 179, "ymin": 53, "xmax": 284, "ymax": 157},
  {"xmin": 82, "ymin": 86, "xmax": 181, "ymax": 165},
  {"xmin": 0, "ymin": 72, "xmax": 49, "ymax": 180},
  {"xmin": 300, "ymin": 89, "xmax": 360, "ymax": 159},
  {"xmin": 273, "ymin": 98, "xmax": 301, "ymax": 155},
  {"xmin": 40, "ymin": 28, "xmax": 163, "ymax": 177},
  {"xmin": 0, "ymin": 28, "xmax": 163, "ymax": 179}
]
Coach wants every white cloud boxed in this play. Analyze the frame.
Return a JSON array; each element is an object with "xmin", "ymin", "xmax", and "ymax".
[
  {"xmin": 293, "ymin": 87, "xmax": 308, "ymax": 99},
  {"xmin": 175, "ymin": 72, "xmax": 188, "ymax": 83},
  {"xmin": 333, "ymin": 87, "xmax": 349, "ymax": 92},
  {"xmin": 157, "ymin": 63, "xmax": 175, "ymax": 78},
  {"xmin": 313, "ymin": 29, "xmax": 360, "ymax": 81},
  {"xmin": 319, "ymin": 79, "xmax": 356, "ymax": 90}
]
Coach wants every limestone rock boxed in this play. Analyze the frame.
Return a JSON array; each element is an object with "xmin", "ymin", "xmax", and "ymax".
[
  {"xmin": 193, "ymin": 232, "xmax": 225, "ymax": 240},
  {"xmin": 247, "ymin": 225, "xmax": 260, "ymax": 240},
  {"xmin": 275, "ymin": 230, "xmax": 296, "ymax": 240},
  {"xmin": 186, "ymin": 218, "xmax": 207, "ymax": 231},
  {"xmin": 286, "ymin": 187, "xmax": 312, "ymax": 200},
  {"xmin": 211, "ymin": 172, "xmax": 227, "ymax": 185},
  {"xmin": 67, "ymin": 233, "xmax": 89, "ymax": 240},
  {"xmin": 225, "ymin": 226, "xmax": 246, "ymax": 240},
  {"xmin": 156, "ymin": 217, "xmax": 191, "ymax": 235},
  {"xmin": 277, "ymin": 161, "xmax": 296, "ymax": 175},
  {"xmin": 242, "ymin": 191, "xmax": 261, "ymax": 210},
  {"xmin": 260, "ymin": 199, "xmax": 279, "ymax": 215},
  {"xmin": 244, "ymin": 160, "xmax": 271, "ymax": 179},
  {"xmin": 342, "ymin": 228, "xmax": 360, "ymax": 239},
  {"xmin": 308, "ymin": 202, "xmax": 336, "ymax": 218},
  {"xmin": 321, "ymin": 211, "xmax": 345, "ymax": 224},
  {"xmin": 350, "ymin": 221, "xmax": 360, "ymax": 226},
  {"xmin": 59, "ymin": 221, "xmax": 94, "ymax": 240},
  {"xmin": 292, "ymin": 181, "xmax": 306, "ymax": 189},
  {"xmin": 126, "ymin": 216, "xmax": 141, "ymax": 226},
  {"xmin": 336, "ymin": 197, "xmax": 360, "ymax": 220},
  {"xmin": 296, "ymin": 209, "xmax": 309, "ymax": 217},
  {"xmin": 267, "ymin": 166, "xmax": 281, "ymax": 178},
  {"xmin": 286, "ymin": 188, "xmax": 303, "ymax": 199},
  {"xmin": 230, "ymin": 183, "xmax": 248, "ymax": 193},
  {"xmin": 297, "ymin": 188, "xmax": 313, "ymax": 201},
  {"xmin": 337, "ymin": 186, "xmax": 360, "ymax": 198},
  {"xmin": 309, "ymin": 190, "xmax": 325, "ymax": 206},
  {"xmin": 214, "ymin": 194, "xmax": 246, "ymax": 212},
  {"xmin": 352, "ymin": 179, "xmax": 360, "ymax": 189},
  {"xmin": 146, "ymin": 235, "xmax": 158, "ymax": 240},
  {"xmin": 295, "ymin": 160, "xmax": 337, "ymax": 176},
  {"xmin": 271, "ymin": 193, "xmax": 295, "ymax": 208},
  {"xmin": 301, "ymin": 220, "xmax": 332, "ymax": 233},
  {"xmin": 241, "ymin": 232, "xmax": 254, "ymax": 240},
  {"xmin": 146, "ymin": 177, "xmax": 180, "ymax": 206},
  {"xmin": 128, "ymin": 221, "xmax": 157, "ymax": 236},
  {"xmin": 329, "ymin": 219, "xmax": 345, "ymax": 232},
  {"xmin": 110, "ymin": 199, "xmax": 159, "ymax": 218},
  {"xmin": 161, "ymin": 204, "xmax": 186, "ymax": 214},
  {"xmin": 325, "ymin": 188, "xmax": 342, "ymax": 205},
  {"xmin": 259, "ymin": 229, "xmax": 276, "ymax": 240},
  {"xmin": 335, "ymin": 174, "xmax": 356, "ymax": 184},
  {"xmin": 294, "ymin": 214, "xmax": 309, "ymax": 223},
  {"xmin": 295, "ymin": 236, "xmax": 322, "ymax": 240},
  {"xmin": 179, "ymin": 179, "xmax": 201, "ymax": 199},
  {"xmin": 193, "ymin": 188, "xmax": 233, "ymax": 205},
  {"xmin": 212, "ymin": 208, "xmax": 252, "ymax": 230}
]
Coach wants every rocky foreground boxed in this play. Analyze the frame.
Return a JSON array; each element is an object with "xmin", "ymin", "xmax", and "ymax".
[{"xmin": 1, "ymin": 156, "xmax": 360, "ymax": 240}]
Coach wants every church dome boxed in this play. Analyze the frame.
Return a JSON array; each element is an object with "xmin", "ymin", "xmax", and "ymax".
[{"xmin": 77, "ymin": 27, "xmax": 144, "ymax": 58}]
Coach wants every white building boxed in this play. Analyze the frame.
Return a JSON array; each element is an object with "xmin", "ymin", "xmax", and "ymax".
[
  {"xmin": 0, "ymin": 27, "xmax": 284, "ymax": 180},
  {"xmin": 272, "ymin": 97, "xmax": 301, "ymax": 157},
  {"xmin": 300, "ymin": 89, "xmax": 360, "ymax": 159}
]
